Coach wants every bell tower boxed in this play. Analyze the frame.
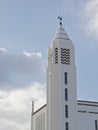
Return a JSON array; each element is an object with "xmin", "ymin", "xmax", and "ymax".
[{"xmin": 47, "ymin": 18, "xmax": 77, "ymax": 130}]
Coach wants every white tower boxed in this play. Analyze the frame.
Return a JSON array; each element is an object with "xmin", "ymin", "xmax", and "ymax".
[{"xmin": 47, "ymin": 18, "xmax": 77, "ymax": 130}]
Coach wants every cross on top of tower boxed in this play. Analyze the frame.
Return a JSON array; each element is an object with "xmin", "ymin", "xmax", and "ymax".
[{"xmin": 58, "ymin": 16, "xmax": 62, "ymax": 25}]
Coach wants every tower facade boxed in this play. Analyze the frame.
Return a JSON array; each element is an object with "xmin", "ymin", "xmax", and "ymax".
[{"xmin": 47, "ymin": 23, "xmax": 77, "ymax": 130}]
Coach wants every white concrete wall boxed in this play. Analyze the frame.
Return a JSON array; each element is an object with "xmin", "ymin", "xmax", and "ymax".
[
  {"xmin": 31, "ymin": 105, "xmax": 47, "ymax": 130},
  {"xmin": 31, "ymin": 100, "xmax": 98, "ymax": 130},
  {"xmin": 77, "ymin": 100, "xmax": 98, "ymax": 130}
]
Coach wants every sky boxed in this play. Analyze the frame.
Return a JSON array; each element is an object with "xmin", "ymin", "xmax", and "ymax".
[{"xmin": 0, "ymin": 0, "xmax": 98, "ymax": 130}]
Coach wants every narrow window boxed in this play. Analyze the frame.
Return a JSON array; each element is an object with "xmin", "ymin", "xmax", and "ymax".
[
  {"xmin": 65, "ymin": 122, "xmax": 69, "ymax": 130},
  {"xmin": 64, "ymin": 72, "xmax": 68, "ymax": 84},
  {"xmin": 55, "ymin": 48, "xmax": 58, "ymax": 64},
  {"xmin": 65, "ymin": 89, "xmax": 68, "ymax": 101},
  {"xmin": 65, "ymin": 105, "xmax": 68, "ymax": 118},
  {"xmin": 95, "ymin": 120, "xmax": 97, "ymax": 130}
]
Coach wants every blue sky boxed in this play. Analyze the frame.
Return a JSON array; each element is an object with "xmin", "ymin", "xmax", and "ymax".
[{"xmin": 0, "ymin": 0, "xmax": 98, "ymax": 130}]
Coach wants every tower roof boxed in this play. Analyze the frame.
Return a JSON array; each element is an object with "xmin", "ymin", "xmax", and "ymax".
[{"xmin": 54, "ymin": 24, "xmax": 69, "ymax": 40}]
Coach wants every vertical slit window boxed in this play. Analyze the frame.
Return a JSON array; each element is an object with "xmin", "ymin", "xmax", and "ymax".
[
  {"xmin": 65, "ymin": 105, "xmax": 68, "ymax": 118},
  {"xmin": 65, "ymin": 89, "xmax": 68, "ymax": 101},
  {"xmin": 65, "ymin": 72, "xmax": 68, "ymax": 85},
  {"xmin": 65, "ymin": 122, "xmax": 69, "ymax": 130},
  {"xmin": 95, "ymin": 120, "xmax": 97, "ymax": 130}
]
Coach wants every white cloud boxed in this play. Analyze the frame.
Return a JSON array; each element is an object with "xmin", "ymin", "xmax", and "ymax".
[
  {"xmin": 0, "ymin": 48, "xmax": 7, "ymax": 54},
  {"xmin": 0, "ymin": 82, "xmax": 46, "ymax": 130},
  {"xmin": 0, "ymin": 50, "xmax": 45, "ymax": 89},
  {"xmin": 0, "ymin": 49, "xmax": 46, "ymax": 130},
  {"xmin": 22, "ymin": 51, "xmax": 42, "ymax": 58},
  {"xmin": 81, "ymin": 0, "xmax": 98, "ymax": 40}
]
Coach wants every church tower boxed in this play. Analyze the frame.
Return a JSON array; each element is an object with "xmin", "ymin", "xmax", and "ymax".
[{"xmin": 47, "ymin": 18, "xmax": 77, "ymax": 130}]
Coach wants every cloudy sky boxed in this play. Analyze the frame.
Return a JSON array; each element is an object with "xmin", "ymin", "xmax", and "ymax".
[{"xmin": 0, "ymin": 0, "xmax": 98, "ymax": 130}]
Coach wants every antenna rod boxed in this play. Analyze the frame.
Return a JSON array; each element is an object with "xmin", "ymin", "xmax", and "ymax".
[{"xmin": 32, "ymin": 101, "xmax": 34, "ymax": 114}]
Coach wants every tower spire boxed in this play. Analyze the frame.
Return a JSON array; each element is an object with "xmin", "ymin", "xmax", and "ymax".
[{"xmin": 58, "ymin": 16, "xmax": 62, "ymax": 25}]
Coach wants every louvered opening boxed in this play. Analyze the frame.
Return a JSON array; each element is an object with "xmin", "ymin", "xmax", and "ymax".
[
  {"xmin": 55, "ymin": 48, "xmax": 58, "ymax": 64},
  {"xmin": 61, "ymin": 48, "xmax": 70, "ymax": 65}
]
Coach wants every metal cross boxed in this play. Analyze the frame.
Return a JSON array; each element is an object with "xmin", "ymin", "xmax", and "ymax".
[{"xmin": 58, "ymin": 16, "xmax": 62, "ymax": 25}]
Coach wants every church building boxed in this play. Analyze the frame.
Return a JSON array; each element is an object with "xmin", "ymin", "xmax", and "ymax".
[{"xmin": 31, "ymin": 19, "xmax": 98, "ymax": 130}]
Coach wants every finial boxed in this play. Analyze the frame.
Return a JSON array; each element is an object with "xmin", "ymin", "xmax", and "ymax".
[{"xmin": 58, "ymin": 16, "xmax": 62, "ymax": 25}]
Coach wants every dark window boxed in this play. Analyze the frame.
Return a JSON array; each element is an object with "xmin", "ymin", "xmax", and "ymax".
[
  {"xmin": 55, "ymin": 48, "xmax": 58, "ymax": 64},
  {"xmin": 65, "ymin": 122, "xmax": 69, "ymax": 130},
  {"xmin": 65, "ymin": 89, "xmax": 68, "ymax": 101},
  {"xmin": 65, "ymin": 72, "xmax": 68, "ymax": 84},
  {"xmin": 61, "ymin": 48, "xmax": 70, "ymax": 65},
  {"xmin": 95, "ymin": 120, "xmax": 98, "ymax": 130},
  {"xmin": 65, "ymin": 105, "xmax": 68, "ymax": 118}
]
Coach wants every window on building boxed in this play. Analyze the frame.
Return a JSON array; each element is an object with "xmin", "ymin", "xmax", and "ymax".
[
  {"xmin": 65, "ymin": 88, "xmax": 68, "ymax": 101},
  {"xmin": 55, "ymin": 48, "xmax": 58, "ymax": 64},
  {"xmin": 95, "ymin": 120, "xmax": 97, "ymax": 130},
  {"xmin": 65, "ymin": 122, "xmax": 69, "ymax": 130},
  {"xmin": 61, "ymin": 48, "xmax": 70, "ymax": 65},
  {"xmin": 65, "ymin": 105, "xmax": 68, "ymax": 118},
  {"xmin": 64, "ymin": 72, "xmax": 68, "ymax": 85}
]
